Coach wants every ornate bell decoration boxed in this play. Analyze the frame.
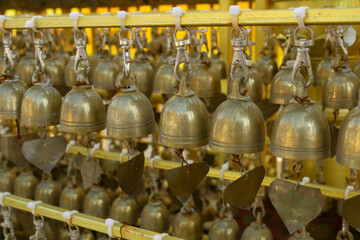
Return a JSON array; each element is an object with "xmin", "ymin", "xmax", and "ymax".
[
  {"xmin": 20, "ymin": 30, "xmax": 62, "ymax": 127},
  {"xmin": 322, "ymin": 26, "xmax": 360, "ymax": 110},
  {"xmin": 270, "ymin": 27, "xmax": 330, "ymax": 161},
  {"xmin": 0, "ymin": 28, "xmax": 26, "ymax": 120},
  {"xmin": 130, "ymin": 28, "xmax": 155, "ymax": 98},
  {"xmin": 83, "ymin": 185, "xmax": 110, "ymax": 218},
  {"xmin": 110, "ymin": 193, "xmax": 139, "ymax": 225},
  {"xmin": 107, "ymin": 28, "xmax": 156, "ymax": 139},
  {"xmin": 16, "ymin": 30, "xmax": 36, "ymax": 89},
  {"xmin": 288, "ymin": 227, "xmax": 314, "ymax": 240},
  {"xmin": 172, "ymin": 205, "xmax": 203, "ymax": 240},
  {"xmin": 93, "ymin": 29, "xmax": 120, "ymax": 100},
  {"xmin": 159, "ymin": 28, "xmax": 210, "ymax": 148},
  {"xmin": 190, "ymin": 28, "xmax": 221, "ymax": 98},
  {"xmin": 60, "ymin": 29, "xmax": 106, "ymax": 134},
  {"xmin": 210, "ymin": 26, "xmax": 265, "ymax": 154},
  {"xmin": 210, "ymin": 28, "xmax": 227, "ymax": 79},
  {"xmin": 34, "ymin": 174, "xmax": 62, "ymax": 205}
]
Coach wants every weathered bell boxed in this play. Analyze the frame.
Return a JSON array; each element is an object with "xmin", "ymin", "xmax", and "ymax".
[
  {"xmin": 110, "ymin": 193, "xmax": 139, "ymax": 225},
  {"xmin": 322, "ymin": 67, "xmax": 360, "ymax": 110},
  {"xmin": 208, "ymin": 217, "xmax": 240, "ymax": 240},
  {"xmin": 140, "ymin": 201, "xmax": 169, "ymax": 232},
  {"xmin": 64, "ymin": 59, "xmax": 76, "ymax": 88},
  {"xmin": 88, "ymin": 52, "xmax": 102, "ymax": 83},
  {"xmin": 46, "ymin": 56, "xmax": 65, "ymax": 87},
  {"xmin": 172, "ymin": 207, "xmax": 203, "ymax": 240},
  {"xmin": 288, "ymin": 227, "xmax": 314, "ymax": 240},
  {"xmin": 153, "ymin": 60, "xmax": 178, "ymax": 96},
  {"xmin": 209, "ymin": 76, "xmax": 265, "ymax": 154},
  {"xmin": 336, "ymin": 104, "xmax": 360, "ymax": 169},
  {"xmin": 210, "ymin": 47, "xmax": 227, "ymax": 79},
  {"xmin": 83, "ymin": 185, "xmax": 110, "ymax": 218},
  {"xmin": 255, "ymin": 55, "xmax": 278, "ymax": 86},
  {"xmin": 59, "ymin": 184, "xmax": 85, "ymax": 211},
  {"xmin": 93, "ymin": 57, "xmax": 120, "ymax": 100},
  {"xmin": 34, "ymin": 175, "xmax": 62, "ymax": 205},
  {"xmin": 130, "ymin": 59, "xmax": 155, "ymax": 98},
  {"xmin": 269, "ymin": 66, "xmax": 305, "ymax": 105},
  {"xmin": 0, "ymin": 167, "xmax": 16, "ymax": 192},
  {"xmin": 0, "ymin": 74, "xmax": 26, "ymax": 120},
  {"xmin": 314, "ymin": 52, "xmax": 334, "ymax": 87},
  {"xmin": 16, "ymin": 48, "xmax": 36, "ymax": 88},
  {"xmin": 107, "ymin": 73, "xmax": 156, "ymax": 139},
  {"xmin": 241, "ymin": 213, "xmax": 273, "ymax": 240},
  {"xmin": 113, "ymin": 52, "xmax": 123, "ymax": 70},
  {"xmin": 353, "ymin": 58, "xmax": 360, "ymax": 78}
]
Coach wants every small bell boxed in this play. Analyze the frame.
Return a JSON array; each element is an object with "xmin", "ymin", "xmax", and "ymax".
[
  {"xmin": 148, "ymin": 28, "xmax": 162, "ymax": 57},
  {"xmin": 110, "ymin": 193, "xmax": 139, "ymax": 225},
  {"xmin": 172, "ymin": 206, "xmax": 203, "ymax": 240},
  {"xmin": 59, "ymin": 184, "xmax": 85, "ymax": 211},
  {"xmin": 153, "ymin": 59, "xmax": 178, "ymax": 97},
  {"xmin": 230, "ymin": 67, "xmax": 262, "ymax": 103},
  {"xmin": 45, "ymin": 56, "xmax": 65, "ymax": 87},
  {"xmin": 210, "ymin": 29, "xmax": 227, "ymax": 79},
  {"xmin": 140, "ymin": 201, "xmax": 169, "ymax": 233},
  {"xmin": 16, "ymin": 48, "xmax": 36, "ymax": 89},
  {"xmin": 288, "ymin": 227, "xmax": 314, "ymax": 240},
  {"xmin": 64, "ymin": 58, "xmax": 76, "ymax": 88},
  {"xmin": 34, "ymin": 174, "xmax": 62, "ymax": 205},
  {"xmin": 241, "ymin": 212, "xmax": 273, "ymax": 240},
  {"xmin": 208, "ymin": 217, "xmax": 240, "ymax": 240},
  {"xmin": 0, "ymin": 165, "xmax": 16, "ymax": 192},
  {"xmin": 83, "ymin": 185, "xmax": 110, "ymax": 218}
]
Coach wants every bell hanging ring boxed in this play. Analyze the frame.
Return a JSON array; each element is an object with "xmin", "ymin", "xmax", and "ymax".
[
  {"xmin": 83, "ymin": 186, "xmax": 110, "ymax": 218},
  {"xmin": 288, "ymin": 227, "xmax": 314, "ymax": 240},
  {"xmin": 110, "ymin": 193, "xmax": 139, "ymax": 226}
]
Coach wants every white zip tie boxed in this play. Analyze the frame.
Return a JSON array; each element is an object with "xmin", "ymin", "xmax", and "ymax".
[
  {"xmin": 229, "ymin": 5, "xmax": 241, "ymax": 32},
  {"xmin": 25, "ymin": 15, "xmax": 43, "ymax": 32},
  {"xmin": 26, "ymin": 200, "xmax": 43, "ymax": 215},
  {"xmin": 69, "ymin": 12, "xmax": 84, "ymax": 32},
  {"xmin": 0, "ymin": 15, "xmax": 10, "ymax": 32},
  {"xmin": 345, "ymin": 185, "xmax": 354, "ymax": 200},
  {"xmin": 116, "ymin": 11, "xmax": 129, "ymax": 30},
  {"xmin": 66, "ymin": 140, "xmax": 76, "ymax": 153},
  {"xmin": 300, "ymin": 176, "xmax": 310, "ymax": 185},
  {"xmin": 62, "ymin": 210, "xmax": 78, "ymax": 226},
  {"xmin": 183, "ymin": 150, "xmax": 194, "ymax": 164},
  {"xmin": 0, "ymin": 192, "xmax": 10, "ymax": 206},
  {"xmin": 153, "ymin": 233, "xmax": 169, "ymax": 240},
  {"xmin": 105, "ymin": 218, "xmax": 119, "ymax": 238},
  {"xmin": 90, "ymin": 143, "xmax": 101, "ymax": 157},
  {"xmin": 219, "ymin": 162, "xmax": 230, "ymax": 181},
  {"xmin": 293, "ymin": 6, "xmax": 309, "ymax": 30},
  {"xmin": 119, "ymin": 148, "xmax": 129, "ymax": 163},
  {"xmin": 172, "ymin": 7, "xmax": 186, "ymax": 31},
  {"xmin": 150, "ymin": 155, "xmax": 161, "ymax": 169},
  {"xmin": 344, "ymin": 26, "xmax": 357, "ymax": 47}
]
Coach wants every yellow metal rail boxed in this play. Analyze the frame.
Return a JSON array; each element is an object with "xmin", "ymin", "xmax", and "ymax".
[
  {"xmin": 68, "ymin": 146, "xmax": 360, "ymax": 200},
  {"xmin": 3, "ymin": 8, "xmax": 360, "ymax": 29},
  {"xmin": 1, "ymin": 194, "xmax": 181, "ymax": 240}
]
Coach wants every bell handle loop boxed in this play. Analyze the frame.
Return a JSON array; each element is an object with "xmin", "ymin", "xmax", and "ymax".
[
  {"xmin": 101, "ymin": 28, "xmax": 111, "ymax": 54},
  {"xmin": 228, "ymin": 74, "xmax": 245, "ymax": 100},
  {"xmin": 173, "ymin": 28, "xmax": 191, "ymax": 47},
  {"xmin": 115, "ymin": 71, "xmax": 137, "ymax": 91},
  {"xmin": 197, "ymin": 28, "xmax": 209, "ymax": 55},
  {"xmin": 31, "ymin": 68, "xmax": 51, "ymax": 86},
  {"xmin": 293, "ymin": 26, "xmax": 315, "ymax": 47},
  {"xmin": 119, "ymin": 28, "xmax": 135, "ymax": 78},
  {"xmin": 74, "ymin": 29, "xmax": 90, "ymax": 77},
  {"xmin": 211, "ymin": 46, "xmax": 221, "ymax": 57},
  {"xmin": 33, "ymin": 30, "xmax": 46, "ymax": 73},
  {"xmin": 134, "ymin": 28, "xmax": 145, "ymax": 54}
]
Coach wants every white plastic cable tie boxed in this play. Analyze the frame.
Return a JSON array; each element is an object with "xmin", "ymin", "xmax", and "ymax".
[
  {"xmin": 293, "ymin": 6, "xmax": 309, "ymax": 30},
  {"xmin": 26, "ymin": 200, "xmax": 43, "ymax": 215},
  {"xmin": 0, "ymin": 15, "xmax": 9, "ymax": 32},
  {"xmin": 183, "ymin": 150, "xmax": 194, "ymax": 164},
  {"xmin": 150, "ymin": 155, "xmax": 161, "ymax": 169},
  {"xmin": 0, "ymin": 192, "xmax": 10, "ymax": 206},
  {"xmin": 300, "ymin": 176, "xmax": 310, "ymax": 186},
  {"xmin": 345, "ymin": 185, "xmax": 354, "ymax": 200},
  {"xmin": 116, "ymin": 11, "xmax": 129, "ymax": 30},
  {"xmin": 90, "ymin": 143, "xmax": 101, "ymax": 158},
  {"xmin": 69, "ymin": 12, "xmax": 84, "ymax": 32},
  {"xmin": 62, "ymin": 210, "xmax": 78, "ymax": 226},
  {"xmin": 66, "ymin": 140, "xmax": 76, "ymax": 153},
  {"xmin": 0, "ymin": 128, "xmax": 7, "ymax": 135},
  {"xmin": 105, "ymin": 218, "xmax": 119, "ymax": 238},
  {"xmin": 219, "ymin": 162, "xmax": 230, "ymax": 181},
  {"xmin": 153, "ymin": 233, "xmax": 169, "ymax": 240},
  {"xmin": 344, "ymin": 26, "xmax": 357, "ymax": 47},
  {"xmin": 25, "ymin": 15, "xmax": 42, "ymax": 32},
  {"xmin": 119, "ymin": 148, "xmax": 129, "ymax": 163},
  {"xmin": 172, "ymin": 7, "xmax": 186, "ymax": 31},
  {"xmin": 229, "ymin": 5, "xmax": 241, "ymax": 32}
]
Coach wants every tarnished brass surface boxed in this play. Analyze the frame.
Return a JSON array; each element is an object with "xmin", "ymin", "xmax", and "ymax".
[
  {"xmin": 209, "ymin": 218, "xmax": 240, "ymax": 240},
  {"xmin": 83, "ymin": 185, "xmax": 110, "ymax": 218},
  {"xmin": 210, "ymin": 52, "xmax": 227, "ymax": 79},
  {"xmin": 46, "ymin": 57, "xmax": 65, "ymax": 87},
  {"xmin": 16, "ymin": 50, "xmax": 36, "ymax": 88},
  {"xmin": 241, "ymin": 214, "xmax": 273, "ymax": 240},
  {"xmin": 35, "ymin": 177, "xmax": 62, "ymax": 206},
  {"xmin": 130, "ymin": 60, "xmax": 155, "ymax": 99},
  {"xmin": 0, "ymin": 168, "xmax": 16, "ymax": 192},
  {"xmin": 190, "ymin": 62, "xmax": 221, "ymax": 98},
  {"xmin": 110, "ymin": 194, "xmax": 139, "ymax": 226},
  {"xmin": 64, "ymin": 59, "xmax": 76, "ymax": 88},
  {"xmin": 93, "ymin": 58, "xmax": 120, "ymax": 100},
  {"xmin": 0, "ymin": 79, "xmax": 26, "ymax": 120},
  {"xmin": 314, "ymin": 56, "xmax": 334, "ymax": 87},
  {"xmin": 255, "ymin": 56, "xmax": 278, "ymax": 85},
  {"xmin": 59, "ymin": 185, "xmax": 85, "ymax": 211},
  {"xmin": 140, "ymin": 201, "xmax": 169, "ymax": 233},
  {"xmin": 172, "ymin": 208, "xmax": 203, "ymax": 240},
  {"xmin": 153, "ymin": 63, "xmax": 178, "ymax": 95},
  {"xmin": 353, "ymin": 59, "xmax": 360, "ymax": 79}
]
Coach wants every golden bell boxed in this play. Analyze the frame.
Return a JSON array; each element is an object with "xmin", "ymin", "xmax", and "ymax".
[
  {"xmin": 107, "ymin": 73, "xmax": 156, "ymax": 139},
  {"xmin": 314, "ymin": 55, "xmax": 334, "ymax": 86},
  {"xmin": 269, "ymin": 66, "xmax": 305, "ymax": 105},
  {"xmin": 93, "ymin": 58, "xmax": 120, "ymax": 100},
  {"xmin": 16, "ymin": 49, "xmax": 36, "ymax": 88},
  {"xmin": 228, "ymin": 67, "xmax": 263, "ymax": 103},
  {"xmin": 46, "ymin": 57, "xmax": 65, "ymax": 87},
  {"xmin": 110, "ymin": 193, "xmax": 139, "ymax": 225},
  {"xmin": 130, "ymin": 59, "xmax": 155, "ymax": 98},
  {"xmin": 208, "ymin": 217, "xmax": 240, "ymax": 240},
  {"xmin": 0, "ymin": 75, "xmax": 26, "ymax": 120},
  {"xmin": 88, "ymin": 52, "xmax": 102, "ymax": 84},
  {"xmin": 14, "ymin": 31, "xmax": 25, "ymax": 49},
  {"xmin": 241, "ymin": 213, "xmax": 273, "ymax": 240},
  {"xmin": 288, "ymin": 228, "xmax": 314, "ymax": 240},
  {"xmin": 156, "ymin": 55, "xmax": 168, "ymax": 70},
  {"xmin": 159, "ymin": 70, "xmax": 210, "ymax": 148},
  {"xmin": 153, "ymin": 61, "xmax": 178, "ymax": 95},
  {"xmin": 190, "ymin": 59, "xmax": 221, "ymax": 98},
  {"xmin": 172, "ymin": 207, "xmax": 203, "ymax": 240},
  {"xmin": 353, "ymin": 58, "xmax": 360, "ymax": 78},
  {"xmin": 209, "ymin": 76, "xmax": 265, "ymax": 154},
  {"xmin": 255, "ymin": 55, "xmax": 278, "ymax": 85},
  {"xmin": 64, "ymin": 59, "xmax": 76, "ymax": 88},
  {"xmin": 34, "ymin": 175, "xmax": 62, "ymax": 205},
  {"xmin": 59, "ymin": 184, "xmax": 85, "ymax": 211},
  {"xmin": 210, "ymin": 47, "xmax": 227, "ymax": 79},
  {"xmin": 20, "ymin": 71, "xmax": 62, "ymax": 127},
  {"xmin": 322, "ymin": 68, "xmax": 360, "ymax": 110},
  {"xmin": 140, "ymin": 201, "xmax": 169, "ymax": 232},
  {"xmin": 83, "ymin": 185, "xmax": 110, "ymax": 218},
  {"xmin": 336, "ymin": 105, "xmax": 360, "ymax": 169},
  {"xmin": 0, "ymin": 167, "xmax": 16, "ymax": 192}
]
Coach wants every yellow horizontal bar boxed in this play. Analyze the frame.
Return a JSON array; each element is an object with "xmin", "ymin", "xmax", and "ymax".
[
  {"xmin": 2, "ymin": 194, "xmax": 181, "ymax": 240},
  {"xmin": 68, "ymin": 146, "xmax": 360, "ymax": 200},
  {"xmin": 3, "ymin": 8, "xmax": 360, "ymax": 29}
]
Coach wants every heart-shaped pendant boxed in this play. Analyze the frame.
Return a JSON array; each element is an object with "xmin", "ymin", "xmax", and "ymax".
[
  {"xmin": 342, "ymin": 194, "xmax": 360, "ymax": 230},
  {"xmin": 76, "ymin": 153, "xmax": 101, "ymax": 190}
]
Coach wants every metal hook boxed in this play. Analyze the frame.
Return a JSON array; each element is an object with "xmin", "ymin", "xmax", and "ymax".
[
  {"xmin": 119, "ymin": 28, "xmax": 134, "ymax": 78},
  {"xmin": 74, "ymin": 29, "xmax": 90, "ymax": 76},
  {"xmin": 173, "ymin": 28, "xmax": 192, "ymax": 82}
]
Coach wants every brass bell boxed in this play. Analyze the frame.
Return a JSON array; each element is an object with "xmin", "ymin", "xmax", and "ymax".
[
  {"xmin": 210, "ymin": 28, "xmax": 226, "ymax": 79},
  {"xmin": 83, "ymin": 185, "xmax": 110, "ymax": 218},
  {"xmin": 148, "ymin": 28, "xmax": 162, "ymax": 56},
  {"xmin": 241, "ymin": 212, "xmax": 273, "ymax": 240},
  {"xmin": 269, "ymin": 66, "xmax": 305, "ymax": 105},
  {"xmin": 131, "ymin": 59, "xmax": 155, "ymax": 99},
  {"xmin": 107, "ymin": 72, "xmax": 156, "ymax": 139},
  {"xmin": 255, "ymin": 55, "xmax": 278, "ymax": 86},
  {"xmin": 153, "ymin": 59, "xmax": 178, "ymax": 97},
  {"xmin": 93, "ymin": 57, "xmax": 120, "ymax": 100},
  {"xmin": 34, "ymin": 174, "xmax": 62, "ymax": 205},
  {"xmin": 64, "ymin": 58, "xmax": 76, "ymax": 88},
  {"xmin": 88, "ymin": 51, "xmax": 101, "ymax": 84},
  {"xmin": 208, "ymin": 217, "xmax": 240, "ymax": 240},
  {"xmin": 0, "ymin": 166, "xmax": 16, "ymax": 192},
  {"xmin": 314, "ymin": 50, "xmax": 334, "ymax": 87},
  {"xmin": 113, "ymin": 50, "xmax": 123, "ymax": 70},
  {"xmin": 140, "ymin": 201, "xmax": 169, "ymax": 232},
  {"xmin": 46, "ymin": 56, "xmax": 65, "ymax": 87},
  {"xmin": 110, "ymin": 193, "xmax": 139, "ymax": 225},
  {"xmin": 288, "ymin": 227, "xmax": 314, "ymax": 240},
  {"xmin": 172, "ymin": 206, "xmax": 203, "ymax": 240},
  {"xmin": 59, "ymin": 183, "xmax": 85, "ymax": 211},
  {"xmin": 16, "ymin": 48, "xmax": 36, "ymax": 89}
]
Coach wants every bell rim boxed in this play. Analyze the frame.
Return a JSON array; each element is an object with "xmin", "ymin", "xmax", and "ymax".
[
  {"xmin": 336, "ymin": 149, "xmax": 360, "ymax": 170},
  {"xmin": 322, "ymin": 99, "xmax": 358, "ymax": 110},
  {"xmin": 269, "ymin": 95, "xmax": 293, "ymax": 105},
  {"xmin": 209, "ymin": 140, "xmax": 265, "ymax": 154},
  {"xmin": 0, "ymin": 113, "xmax": 19, "ymax": 120},
  {"xmin": 107, "ymin": 121, "xmax": 156, "ymax": 139},
  {"xmin": 60, "ymin": 122, "xmax": 106, "ymax": 134},
  {"xmin": 270, "ymin": 143, "xmax": 329, "ymax": 160},
  {"xmin": 159, "ymin": 131, "xmax": 209, "ymax": 148}
]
